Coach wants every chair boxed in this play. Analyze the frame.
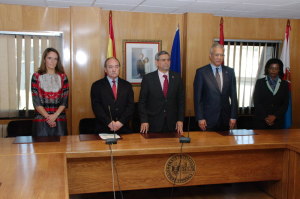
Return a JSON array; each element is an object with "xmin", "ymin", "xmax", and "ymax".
[
  {"xmin": 79, "ymin": 118, "xmax": 98, "ymax": 134},
  {"xmin": 7, "ymin": 120, "xmax": 33, "ymax": 137}
]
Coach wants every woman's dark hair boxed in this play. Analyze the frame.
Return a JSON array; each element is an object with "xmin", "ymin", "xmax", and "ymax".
[
  {"xmin": 38, "ymin": 47, "xmax": 65, "ymax": 74},
  {"xmin": 264, "ymin": 58, "xmax": 284, "ymax": 79}
]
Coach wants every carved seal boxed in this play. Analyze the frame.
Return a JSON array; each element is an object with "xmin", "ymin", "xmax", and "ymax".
[{"xmin": 164, "ymin": 154, "xmax": 196, "ymax": 185}]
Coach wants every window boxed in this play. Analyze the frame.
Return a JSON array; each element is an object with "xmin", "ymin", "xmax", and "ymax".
[
  {"xmin": 0, "ymin": 32, "xmax": 62, "ymax": 118},
  {"xmin": 220, "ymin": 40, "xmax": 281, "ymax": 114}
]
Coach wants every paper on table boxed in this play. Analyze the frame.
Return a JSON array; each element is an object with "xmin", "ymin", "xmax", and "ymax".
[{"xmin": 99, "ymin": 133, "xmax": 120, "ymax": 140}]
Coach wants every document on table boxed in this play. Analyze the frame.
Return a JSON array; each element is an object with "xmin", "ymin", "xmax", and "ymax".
[{"xmin": 99, "ymin": 133, "xmax": 120, "ymax": 140}]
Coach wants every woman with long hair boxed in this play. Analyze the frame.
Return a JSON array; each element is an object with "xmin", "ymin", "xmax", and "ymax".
[{"xmin": 31, "ymin": 47, "xmax": 69, "ymax": 136}]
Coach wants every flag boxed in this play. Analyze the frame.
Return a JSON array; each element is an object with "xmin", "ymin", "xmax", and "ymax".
[
  {"xmin": 170, "ymin": 26, "xmax": 181, "ymax": 73},
  {"xmin": 219, "ymin": 17, "xmax": 224, "ymax": 65},
  {"xmin": 219, "ymin": 17, "xmax": 224, "ymax": 45},
  {"xmin": 280, "ymin": 19, "xmax": 292, "ymax": 128},
  {"xmin": 107, "ymin": 10, "xmax": 116, "ymax": 58}
]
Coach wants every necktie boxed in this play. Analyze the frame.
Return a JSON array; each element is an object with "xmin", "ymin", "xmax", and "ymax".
[
  {"xmin": 216, "ymin": 68, "xmax": 221, "ymax": 91},
  {"xmin": 112, "ymin": 80, "xmax": 117, "ymax": 100},
  {"xmin": 163, "ymin": 75, "xmax": 168, "ymax": 98}
]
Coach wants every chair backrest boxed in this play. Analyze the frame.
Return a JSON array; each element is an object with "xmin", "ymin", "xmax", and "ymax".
[
  {"xmin": 7, "ymin": 120, "xmax": 33, "ymax": 137},
  {"xmin": 79, "ymin": 118, "xmax": 97, "ymax": 134}
]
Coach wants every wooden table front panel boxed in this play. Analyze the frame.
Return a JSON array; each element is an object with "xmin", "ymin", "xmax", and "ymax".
[
  {"xmin": 287, "ymin": 144, "xmax": 300, "ymax": 199},
  {"xmin": 0, "ymin": 153, "xmax": 69, "ymax": 199},
  {"xmin": 67, "ymin": 149, "xmax": 284, "ymax": 194}
]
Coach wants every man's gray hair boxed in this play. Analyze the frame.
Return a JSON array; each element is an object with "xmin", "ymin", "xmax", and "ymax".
[
  {"xmin": 155, "ymin": 51, "xmax": 170, "ymax": 60},
  {"xmin": 210, "ymin": 42, "xmax": 224, "ymax": 54}
]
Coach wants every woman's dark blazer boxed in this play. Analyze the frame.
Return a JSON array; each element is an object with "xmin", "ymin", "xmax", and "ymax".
[{"xmin": 253, "ymin": 77, "xmax": 289, "ymax": 129}]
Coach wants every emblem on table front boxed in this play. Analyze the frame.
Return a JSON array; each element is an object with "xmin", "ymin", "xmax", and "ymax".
[{"xmin": 164, "ymin": 154, "xmax": 196, "ymax": 185}]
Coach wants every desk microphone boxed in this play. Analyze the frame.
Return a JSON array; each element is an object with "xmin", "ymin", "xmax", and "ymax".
[
  {"xmin": 105, "ymin": 105, "xmax": 118, "ymax": 145},
  {"xmin": 179, "ymin": 115, "xmax": 191, "ymax": 143}
]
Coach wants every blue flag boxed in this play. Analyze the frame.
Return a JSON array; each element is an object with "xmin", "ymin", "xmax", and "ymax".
[
  {"xmin": 284, "ymin": 91, "xmax": 292, "ymax": 128},
  {"xmin": 170, "ymin": 28, "xmax": 181, "ymax": 73}
]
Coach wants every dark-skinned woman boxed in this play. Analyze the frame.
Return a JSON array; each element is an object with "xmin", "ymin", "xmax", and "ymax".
[{"xmin": 253, "ymin": 58, "xmax": 289, "ymax": 129}]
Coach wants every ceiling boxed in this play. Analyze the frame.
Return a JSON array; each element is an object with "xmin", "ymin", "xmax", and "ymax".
[{"xmin": 0, "ymin": 0, "xmax": 300, "ymax": 19}]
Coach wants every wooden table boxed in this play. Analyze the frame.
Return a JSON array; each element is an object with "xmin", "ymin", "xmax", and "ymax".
[
  {"xmin": 2, "ymin": 129, "xmax": 300, "ymax": 199},
  {"xmin": 0, "ymin": 136, "xmax": 70, "ymax": 199}
]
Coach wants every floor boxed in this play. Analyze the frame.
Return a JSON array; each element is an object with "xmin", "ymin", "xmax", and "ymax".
[{"xmin": 70, "ymin": 182, "xmax": 274, "ymax": 199}]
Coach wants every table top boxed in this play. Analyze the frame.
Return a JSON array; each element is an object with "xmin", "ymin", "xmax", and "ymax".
[
  {"xmin": 0, "ymin": 136, "xmax": 70, "ymax": 156},
  {"xmin": 2, "ymin": 129, "xmax": 300, "ymax": 157},
  {"xmin": 67, "ymin": 129, "xmax": 300, "ymax": 157},
  {"xmin": 1, "ymin": 129, "xmax": 300, "ymax": 199}
]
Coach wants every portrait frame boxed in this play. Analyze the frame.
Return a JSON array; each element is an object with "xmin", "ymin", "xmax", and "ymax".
[{"xmin": 123, "ymin": 39, "xmax": 162, "ymax": 85}]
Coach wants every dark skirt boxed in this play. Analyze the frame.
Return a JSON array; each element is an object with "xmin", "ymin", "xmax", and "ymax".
[{"xmin": 32, "ymin": 120, "xmax": 67, "ymax": 136}]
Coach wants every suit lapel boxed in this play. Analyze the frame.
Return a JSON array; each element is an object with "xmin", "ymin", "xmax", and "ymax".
[
  {"xmin": 167, "ymin": 71, "xmax": 175, "ymax": 98},
  {"xmin": 222, "ymin": 66, "xmax": 230, "ymax": 93},
  {"xmin": 116, "ymin": 78, "xmax": 124, "ymax": 100},
  {"xmin": 207, "ymin": 65, "xmax": 221, "ymax": 93}
]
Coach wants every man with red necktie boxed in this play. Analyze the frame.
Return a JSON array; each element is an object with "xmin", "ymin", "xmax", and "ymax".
[
  {"xmin": 91, "ymin": 57, "xmax": 134, "ymax": 134},
  {"xmin": 139, "ymin": 51, "xmax": 185, "ymax": 134}
]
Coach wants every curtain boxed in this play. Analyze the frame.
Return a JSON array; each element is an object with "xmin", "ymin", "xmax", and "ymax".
[
  {"xmin": 0, "ymin": 33, "xmax": 62, "ymax": 118},
  {"xmin": 224, "ymin": 41, "xmax": 280, "ymax": 114},
  {"xmin": 0, "ymin": 35, "xmax": 18, "ymax": 117}
]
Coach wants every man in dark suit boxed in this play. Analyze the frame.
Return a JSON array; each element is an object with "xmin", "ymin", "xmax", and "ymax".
[
  {"xmin": 139, "ymin": 51, "xmax": 185, "ymax": 134},
  {"xmin": 194, "ymin": 43, "xmax": 238, "ymax": 131},
  {"xmin": 91, "ymin": 57, "xmax": 134, "ymax": 133}
]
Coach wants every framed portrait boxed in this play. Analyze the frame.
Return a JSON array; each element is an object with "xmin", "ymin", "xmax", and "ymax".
[{"xmin": 123, "ymin": 40, "xmax": 162, "ymax": 85}]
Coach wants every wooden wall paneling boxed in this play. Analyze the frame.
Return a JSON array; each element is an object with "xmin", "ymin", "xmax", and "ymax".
[
  {"xmin": 182, "ymin": 13, "xmax": 188, "ymax": 114},
  {"xmin": 70, "ymin": 7, "xmax": 102, "ymax": 134},
  {"xmin": 289, "ymin": 19, "xmax": 300, "ymax": 128},
  {"xmin": 22, "ymin": 6, "xmax": 59, "ymax": 31},
  {"xmin": 0, "ymin": 4, "xmax": 22, "ymax": 30},
  {"xmin": 58, "ymin": 8, "xmax": 72, "ymax": 135},
  {"xmin": 184, "ymin": 13, "xmax": 218, "ymax": 115}
]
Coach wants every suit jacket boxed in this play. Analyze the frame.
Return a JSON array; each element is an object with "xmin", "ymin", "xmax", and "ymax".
[
  {"xmin": 193, "ymin": 64, "xmax": 238, "ymax": 129},
  {"xmin": 253, "ymin": 77, "xmax": 289, "ymax": 129},
  {"xmin": 138, "ymin": 70, "xmax": 185, "ymax": 132},
  {"xmin": 90, "ymin": 77, "xmax": 134, "ymax": 133}
]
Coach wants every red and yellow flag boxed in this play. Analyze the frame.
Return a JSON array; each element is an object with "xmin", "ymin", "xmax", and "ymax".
[
  {"xmin": 107, "ymin": 10, "xmax": 116, "ymax": 58},
  {"xmin": 219, "ymin": 17, "xmax": 224, "ymax": 45}
]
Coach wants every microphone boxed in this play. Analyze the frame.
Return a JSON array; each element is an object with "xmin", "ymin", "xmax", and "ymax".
[
  {"xmin": 105, "ymin": 105, "xmax": 118, "ymax": 145},
  {"xmin": 179, "ymin": 115, "xmax": 191, "ymax": 143}
]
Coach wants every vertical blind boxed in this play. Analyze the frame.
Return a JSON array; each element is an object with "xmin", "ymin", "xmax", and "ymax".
[
  {"xmin": 0, "ymin": 33, "xmax": 62, "ymax": 118},
  {"xmin": 222, "ymin": 40, "xmax": 281, "ymax": 114}
]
